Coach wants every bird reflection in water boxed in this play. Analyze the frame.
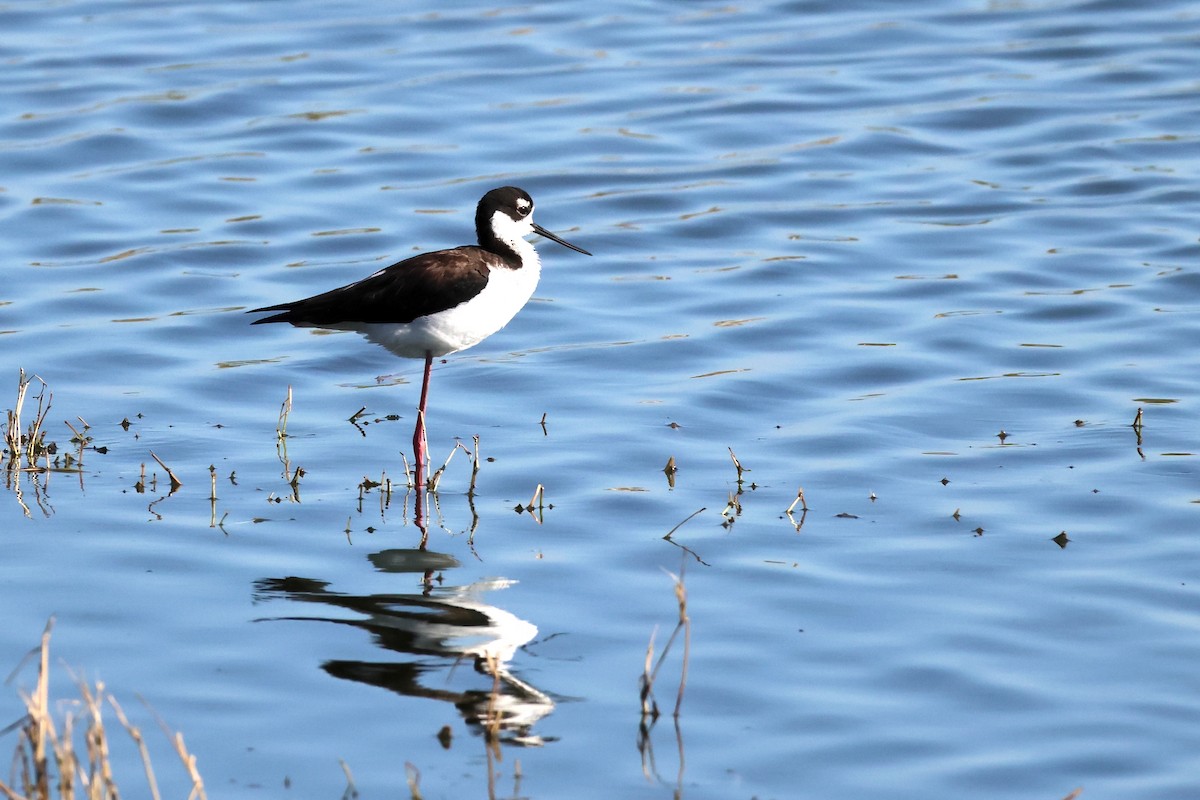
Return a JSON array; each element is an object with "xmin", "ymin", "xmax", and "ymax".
[{"xmin": 253, "ymin": 548, "xmax": 554, "ymax": 747}]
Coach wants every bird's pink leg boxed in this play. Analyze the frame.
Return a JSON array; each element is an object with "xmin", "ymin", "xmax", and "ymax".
[{"xmin": 412, "ymin": 352, "xmax": 433, "ymax": 491}]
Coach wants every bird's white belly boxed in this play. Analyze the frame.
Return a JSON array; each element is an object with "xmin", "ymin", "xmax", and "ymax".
[{"xmin": 347, "ymin": 259, "xmax": 540, "ymax": 359}]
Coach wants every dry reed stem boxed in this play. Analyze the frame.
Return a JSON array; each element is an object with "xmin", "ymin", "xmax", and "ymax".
[
  {"xmin": 3, "ymin": 370, "xmax": 28, "ymax": 458},
  {"xmin": 427, "ymin": 443, "xmax": 460, "ymax": 492},
  {"xmin": 466, "ymin": 435, "xmax": 480, "ymax": 498},
  {"xmin": 61, "ymin": 420, "xmax": 86, "ymax": 446},
  {"xmin": 519, "ymin": 483, "xmax": 546, "ymax": 524},
  {"xmin": 72, "ymin": 675, "xmax": 118, "ymax": 798},
  {"xmin": 276, "ymin": 386, "xmax": 293, "ymax": 439},
  {"xmin": 662, "ymin": 508, "xmax": 705, "ymax": 541},
  {"xmin": 144, "ymin": 712, "xmax": 206, "ymax": 800},
  {"xmin": 27, "ymin": 619, "xmax": 53, "ymax": 799},
  {"xmin": 399, "ymin": 452, "xmax": 413, "ymax": 489},
  {"xmin": 639, "ymin": 627, "xmax": 659, "ymax": 719},
  {"xmin": 670, "ymin": 568, "xmax": 690, "ymax": 719},
  {"xmin": 148, "ymin": 452, "xmax": 181, "ymax": 490},
  {"xmin": 786, "ymin": 487, "xmax": 807, "ymax": 514},
  {"xmin": 727, "ymin": 447, "xmax": 748, "ymax": 483},
  {"xmin": 527, "ymin": 484, "xmax": 544, "ymax": 511},
  {"xmin": 106, "ymin": 697, "xmax": 160, "ymax": 800},
  {"xmin": 403, "ymin": 762, "xmax": 422, "ymax": 800},
  {"xmin": 338, "ymin": 759, "xmax": 357, "ymax": 799}
]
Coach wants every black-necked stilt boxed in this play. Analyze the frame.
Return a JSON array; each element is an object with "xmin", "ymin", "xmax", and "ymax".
[{"xmin": 248, "ymin": 186, "xmax": 591, "ymax": 483}]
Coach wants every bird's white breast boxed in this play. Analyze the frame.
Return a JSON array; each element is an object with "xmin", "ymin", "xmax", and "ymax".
[{"xmin": 353, "ymin": 251, "xmax": 541, "ymax": 359}]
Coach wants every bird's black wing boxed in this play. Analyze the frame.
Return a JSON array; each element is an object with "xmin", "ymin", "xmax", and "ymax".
[{"xmin": 249, "ymin": 246, "xmax": 494, "ymax": 326}]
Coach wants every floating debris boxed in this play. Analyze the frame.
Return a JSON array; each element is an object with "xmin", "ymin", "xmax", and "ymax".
[{"xmin": 436, "ymin": 725, "xmax": 453, "ymax": 749}]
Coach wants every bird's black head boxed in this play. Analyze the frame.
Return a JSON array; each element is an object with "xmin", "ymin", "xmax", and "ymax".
[
  {"xmin": 475, "ymin": 186, "xmax": 591, "ymax": 258},
  {"xmin": 475, "ymin": 186, "xmax": 533, "ymax": 236}
]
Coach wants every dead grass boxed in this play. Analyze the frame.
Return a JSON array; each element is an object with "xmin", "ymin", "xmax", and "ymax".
[
  {"xmin": 636, "ymin": 564, "xmax": 691, "ymax": 789},
  {"xmin": 638, "ymin": 564, "xmax": 690, "ymax": 722},
  {"xmin": 2, "ymin": 370, "xmax": 53, "ymax": 472},
  {"xmin": 0, "ymin": 620, "xmax": 206, "ymax": 800}
]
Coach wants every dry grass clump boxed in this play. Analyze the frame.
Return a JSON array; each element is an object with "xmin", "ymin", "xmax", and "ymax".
[
  {"xmin": 2, "ymin": 370, "xmax": 54, "ymax": 473},
  {"xmin": 1, "ymin": 621, "xmax": 206, "ymax": 800}
]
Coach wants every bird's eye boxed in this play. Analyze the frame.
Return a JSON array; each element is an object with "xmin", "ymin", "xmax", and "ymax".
[{"xmin": 516, "ymin": 201, "xmax": 531, "ymax": 217}]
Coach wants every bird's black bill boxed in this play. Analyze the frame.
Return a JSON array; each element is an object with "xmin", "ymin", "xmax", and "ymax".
[{"xmin": 532, "ymin": 223, "xmax": 592, "ymax": 256}]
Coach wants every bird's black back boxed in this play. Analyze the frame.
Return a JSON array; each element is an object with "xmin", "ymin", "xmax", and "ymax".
[{"xmin": 249, "ymin": 246, "xmax": 504, "ymax": 326}]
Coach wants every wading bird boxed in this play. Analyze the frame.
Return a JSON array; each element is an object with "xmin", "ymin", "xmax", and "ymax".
[{"xmin": 249, "ymin": 186, "xmax": 591, "ymax": 488}]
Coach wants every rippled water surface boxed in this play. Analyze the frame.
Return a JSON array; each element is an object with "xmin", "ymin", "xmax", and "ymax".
[{"xmin": 3, "ymin": 1, "xmax": 1200, "ymax": 798}]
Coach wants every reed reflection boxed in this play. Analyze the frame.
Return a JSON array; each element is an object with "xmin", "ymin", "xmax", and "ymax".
[{"xmin": 253, "ymin": 548, "xmax": 553, "ymax": 747}]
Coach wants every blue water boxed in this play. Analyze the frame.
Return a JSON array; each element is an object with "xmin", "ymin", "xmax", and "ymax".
[{"xmin": 3, "ymin": 1, "xmax": 1200, "ymax": 798}]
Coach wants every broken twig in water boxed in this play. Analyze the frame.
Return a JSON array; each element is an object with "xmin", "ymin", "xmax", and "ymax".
[
  {"xmin": 786, "ymin": 487, "xmax": 808, "ymax": 514},
  {"xmin": 663, "ymin": 507, "xmax": 705, "ymax": 540},
  {"xmin": 149, "ymin": 450, "xmax": 182, "ymax": 489},
  {"xmin": 527, "ymin": 483, "xmax": 545, "ymax": 511},
  {"xmin": 727, "ymin": 446, "xmax": 749, "ymax": 485}
]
